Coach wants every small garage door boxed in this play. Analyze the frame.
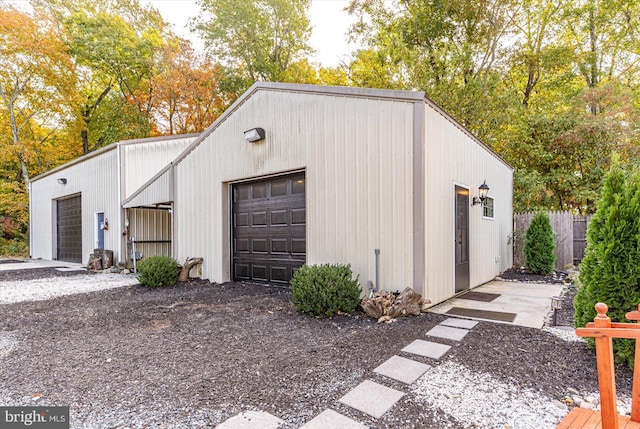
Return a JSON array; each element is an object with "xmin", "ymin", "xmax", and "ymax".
[
  {"xmin": 232, "ymin": 173, "xmax": 306, "ymax": 284},
  {"xmin": 57, "ymin": 195, "xmax": 82, "ymax": 263}
]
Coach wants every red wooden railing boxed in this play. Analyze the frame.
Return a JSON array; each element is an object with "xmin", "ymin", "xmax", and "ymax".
[{"xmin": 557, "ymin": 303, "xmax": 640, "ymax": 429}]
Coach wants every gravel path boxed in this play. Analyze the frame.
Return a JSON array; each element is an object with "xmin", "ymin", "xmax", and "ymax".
[
  {"xmin": 0, "ymin": 269, "xmax": 630, "ymax": 428},
  {"xmin": 0, "ymin": 273, "xmax": 139, "ymax": 304}
]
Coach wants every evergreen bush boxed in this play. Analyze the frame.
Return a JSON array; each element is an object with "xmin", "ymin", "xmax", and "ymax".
[
  {"xmin": 290, "ymin": 263, "xmax": 362, "ymax": 317},
  {"xmin": 574, "ymin": 158, "xmax": 640, "ymax": 367},
  {"xmin": 525, "ymin": 212, "xmax": 556, "ymax": 275},
  {"xmin": 136, "ymin": 255, "xmax": 179, "ymax": 288}
]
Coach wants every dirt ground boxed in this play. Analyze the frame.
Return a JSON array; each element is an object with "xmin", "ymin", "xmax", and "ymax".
[{"xmin": 0, "ymin": 274, "xmax": 632, "ymax": 428}]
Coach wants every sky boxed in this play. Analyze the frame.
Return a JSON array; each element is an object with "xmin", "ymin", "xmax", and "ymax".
[{"xmin": 140, "ymin": 0, "xmax": 358, "ymax": 67}]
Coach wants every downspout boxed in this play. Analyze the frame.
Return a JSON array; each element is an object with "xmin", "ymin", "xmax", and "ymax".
[
  {"xmin": 375, "ymin": 248, "xmax": 380, "ymax": 293},
  {"xmin": 116, "ymin": 142, "xmax": 122, "ymax": 264},
  {"xmin": 28, "ymin": 180, "xmax": 32, "ymax": 258}
]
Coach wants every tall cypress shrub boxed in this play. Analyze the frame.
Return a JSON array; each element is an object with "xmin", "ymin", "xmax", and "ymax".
[
  {"xmin": 574, "ymin": 158, "xmax": 640, "ymax": 367},
  {"xmin": 525, "ymin": 212, "xmax": 556, "ymax": 275}
]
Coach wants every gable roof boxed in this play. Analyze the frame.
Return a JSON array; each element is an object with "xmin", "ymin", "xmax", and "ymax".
[
  {"xmin": 29, "ymin": 133, "xmax": 200, "ymax": 183},
  {"xmin": 122, "ymin": 82, "xmax": 513, "ymax": 208}
]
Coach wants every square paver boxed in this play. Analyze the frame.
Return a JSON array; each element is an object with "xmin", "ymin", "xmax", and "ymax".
[
  {"xmin": 426, "ymin": 325, "xmax": 469, "ymax": 341},
  {"xmin": 439, "ymin": 318, "xmax": 478, "ymax": 329},
  {"xmin": 338, "ymin": 380, "xmax": 404, "ymax": 419},
  {"xmin": 401, "ymin": 339, "xmax": 451, "ymax": 360},
  {"xmin": 216, "ymin": 411, "xmax": 284, "ymax": 429},
  {"xmin": 373, "ymin": 355, "xmax": 431, "ymax": 384},
  {"xmin": 300, "ymin": 409, "xmax": 368, "ymax": 429}
]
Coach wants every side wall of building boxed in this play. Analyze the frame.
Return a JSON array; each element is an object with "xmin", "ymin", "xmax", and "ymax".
[
  {"xmin": 173, "ymin": 89, "xmax": 417, "ymax": 292},
  {"xmin": 30, "ymin": 149, "xmax": 120, "ymax": 263},
  {"xmin": 121, "ymin": 136, "xmax": 197, "ymax": 199},
  {"xmin": 423, "ymin": 103, "xmax": 514, "ymax": 305}
]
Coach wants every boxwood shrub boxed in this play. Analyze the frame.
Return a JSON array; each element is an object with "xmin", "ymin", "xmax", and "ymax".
[
  {"xmin": 290, "ymin": 263, "xmax": 362, "ymax": 317},
  {"xmin": 136, "ymin": 255, "xmax": 179, "ymax": 288}
]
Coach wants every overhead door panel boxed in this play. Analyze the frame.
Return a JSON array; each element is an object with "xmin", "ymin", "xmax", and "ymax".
[
  {"xmin": 57, "ymin": 195, "xmax": 82, "ymax": 263},
  {"xmin": 233, "ymin": 173, "xmax": 306, "ymax": 284}
]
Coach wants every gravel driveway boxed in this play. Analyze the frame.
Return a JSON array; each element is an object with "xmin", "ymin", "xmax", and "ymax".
[{"xmin": 0, "ymin": 271, "xmax": 632, "ymax": 428}]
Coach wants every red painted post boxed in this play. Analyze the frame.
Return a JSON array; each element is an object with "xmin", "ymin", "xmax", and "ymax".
[
  {"xmin": 594, "ymin": 303, "xmax": 618, "ymax": 429},
  {"xmin": 625, "ymin": 304, "xmax": 640, "ymax": 421}
]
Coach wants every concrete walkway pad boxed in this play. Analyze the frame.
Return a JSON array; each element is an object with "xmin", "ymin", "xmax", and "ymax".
[
  {"xmin": 373, "ymin": 355, "xmax": 431, "ymax": 384},
  {"xmin": 426, "ymin": 325, "xmax": 469, "ymax": 341},
  {"xmin": 429, "ymin": 280, "xmax": 564, "ymax": 328},
  {"xmin": 401, "ymin": 340, "xmax": 451, "ymax": 360},
  {"xmin": 440, "ymin": 318, "xmax": 478, "ymax": 329},
  {"xmin": 216, "ymin": 411, "xmax": 284, "ymax": 429},
  {"xmin": 338, "ymin": 380, "xmax": 404, "ymax": 419},
  {"xmin": 300, "ymin": 409, "xmax": 368, "ymax": 429}
]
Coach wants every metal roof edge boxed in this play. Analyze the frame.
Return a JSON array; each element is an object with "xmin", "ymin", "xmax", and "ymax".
[
  {"xmin": 117, "ymin": 133, "xmax": 200, "ymax": 146},
  {"xmin": 121, "ymin": 162, "xmax": 173, "ymax": 207},
  {"xmin": 30, "ymin": 133, "xmax": 200, "ymax": 183},
  {"xmin": 422, "ymin": 94, "xmax": 514, "ymax": 172},
  {"xmin": 30, "ymin": 143, "xmax": 118, "ymax": 182},
  {"xmin": 253, "ymin": 81, "xmax": 426, "ymax": 102}
]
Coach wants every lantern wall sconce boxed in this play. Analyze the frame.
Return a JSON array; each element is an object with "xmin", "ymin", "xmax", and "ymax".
[
  {"xmin": 244, "ymin": 127, "xmax": 265, "ymax": 143},
  {"xmin": 472, "ymin": 180, "xmax": 490, "ymax": 205}
]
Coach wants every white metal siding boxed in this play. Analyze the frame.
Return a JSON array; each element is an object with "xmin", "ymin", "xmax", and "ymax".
[
  {"xmin": 30, "ymin": 149, "xmax": 120, "ymax": 263},
  {"xmin": 129, "ymin": 208, "xmax": 172, "ymax": 258},
  {"xmin": 122, "ymin": 136, "xmax": 196, "ymax": 199},
  {"xmin": 123, "ymin": 166, "xmax": 172, "ymax": 208},
  {"xmin": 423, "ymin": 105, "xmax": 514, "ymax": 306},
  {"xmin": 174, "ymin": 90, "xmax": 416, "ymax": 291}
]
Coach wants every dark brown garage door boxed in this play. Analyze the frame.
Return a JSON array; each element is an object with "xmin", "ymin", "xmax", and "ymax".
[
  {"xmin": 56, "ymin": 195, "xmax": 82, "ymax": 263},
  {"xmin": 232, "ymin": 173, "xmax": 306, "ymax": 284}
]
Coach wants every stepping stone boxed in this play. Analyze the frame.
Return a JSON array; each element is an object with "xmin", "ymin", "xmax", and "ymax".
[
  {"xmin": 401, "ymin": 340, "xmax": 451, "ymax": 360},
  {"xmin": 216, "ymin": 411, "xmax": 284, "ymax": 429},
  {"xmin": 426, "ymin": 325, "xmax": 470, "ymax": 341},
  {"xmin": 440, "ymin": 317, "xmax": 478, "ymax": 329},
  {"xmin": 373, "ymin": 355, "xmax": 431, "ymax": 384},
  {"xmin": 55, "ymin": 267, "xmax": 86, "ymax": 272},
  {"xmin": 300, "ymin": 409, "xmax": 368, "ymax": 429},
  {"xmin": 338, "ymin": 380, "xmax": 404, "ymax": 419}
]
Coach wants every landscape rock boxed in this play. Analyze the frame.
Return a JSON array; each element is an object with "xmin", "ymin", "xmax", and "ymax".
[{"xmin": 361, "ymin": 288, "xmax": 430, "ymax": 320}]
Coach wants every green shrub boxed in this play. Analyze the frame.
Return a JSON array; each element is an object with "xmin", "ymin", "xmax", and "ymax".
[
  {"xmin": 290, "ymin": 263, "xmax": 362, "ymax": 317},
  {"xmin": 525, "ymin": 212, "xmax": 556, "ymax": 275},
  {"xmin": 136, "ymin": 255, "xmax": 179, "ymax": 288},
  {"xmin": 574, "ymin": 157, "xmax": 640, "ymax": 367}
]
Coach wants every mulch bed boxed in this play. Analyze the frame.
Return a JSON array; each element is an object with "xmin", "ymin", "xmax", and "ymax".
[
  {"xmin": 0, "ymin": 270, "xmax": 632, "ymax": 428},
  {"xmin": 498, "ymin": 267, "xmax": 570, "ymax": 284}
]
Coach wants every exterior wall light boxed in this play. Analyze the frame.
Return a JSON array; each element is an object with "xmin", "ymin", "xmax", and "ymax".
[
  {"xmin": 244, "ymin": 127, "xmax": 265, "ymax": 143},
  {"xmin": 57, "ymin": 178, "xmax": 67, "ymax": 185},
  {"xmin": 472, "ymin": 180, "xmax": 489, "ymax": 205}
]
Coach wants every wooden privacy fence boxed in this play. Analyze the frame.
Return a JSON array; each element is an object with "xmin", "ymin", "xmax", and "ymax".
[{"xmin": 513, "ymin": 211, "xmax": 592, "ymax": 271}]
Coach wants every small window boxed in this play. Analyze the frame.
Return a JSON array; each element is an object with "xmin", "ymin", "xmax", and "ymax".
[{"xmin": 483, "ymin": 197, "xmax": 495, "ymax": 219}]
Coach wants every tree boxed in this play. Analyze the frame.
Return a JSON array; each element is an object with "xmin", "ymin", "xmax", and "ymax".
[
  {"xmin": 525, "ymin": 212, "xmax": 556, "ymax": 274},
  {"xmin": 574, "ymin": 157, "xmax": 640, "ymax": 367},
  {"xmin": 0, "ymin": 6, "xmax": 77, "ymax": 185},
  {"xmin": 193, "ymin": 0, "xmax": 314, "ymax": 82},
  {"xmin": 506, "ymin": 84, "xmax": 640, "ymax": 213},
  {"xmin": 152, "ymin": 41, "xmax": 231, "ymax": 134},
  {"xmin": 564, "ymin": 0, "xmax": 640, "ymax": 90}
]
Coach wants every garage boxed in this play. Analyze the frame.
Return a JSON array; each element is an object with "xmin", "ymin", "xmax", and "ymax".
[
  {"xmin": 56, "ymin": 194, "xmax": 82, "ymax": 263},
  {"xmin": 232, "ymin": 173, "xmax": 306, "ymax": 284}
]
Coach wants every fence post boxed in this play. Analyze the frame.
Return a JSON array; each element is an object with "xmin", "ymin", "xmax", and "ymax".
[{"xmin": 593, "ymin": 303, "xmax": 618, "ymax": 429}]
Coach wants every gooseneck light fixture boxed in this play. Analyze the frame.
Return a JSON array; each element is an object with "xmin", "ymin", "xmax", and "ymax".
[
  {"xmin": 244, "ymin": 127, "xmax": 265, "ymax": 143},
  {"xmin": 472, "ymin": 180, "xmax": 489, "ymax": 205}
]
